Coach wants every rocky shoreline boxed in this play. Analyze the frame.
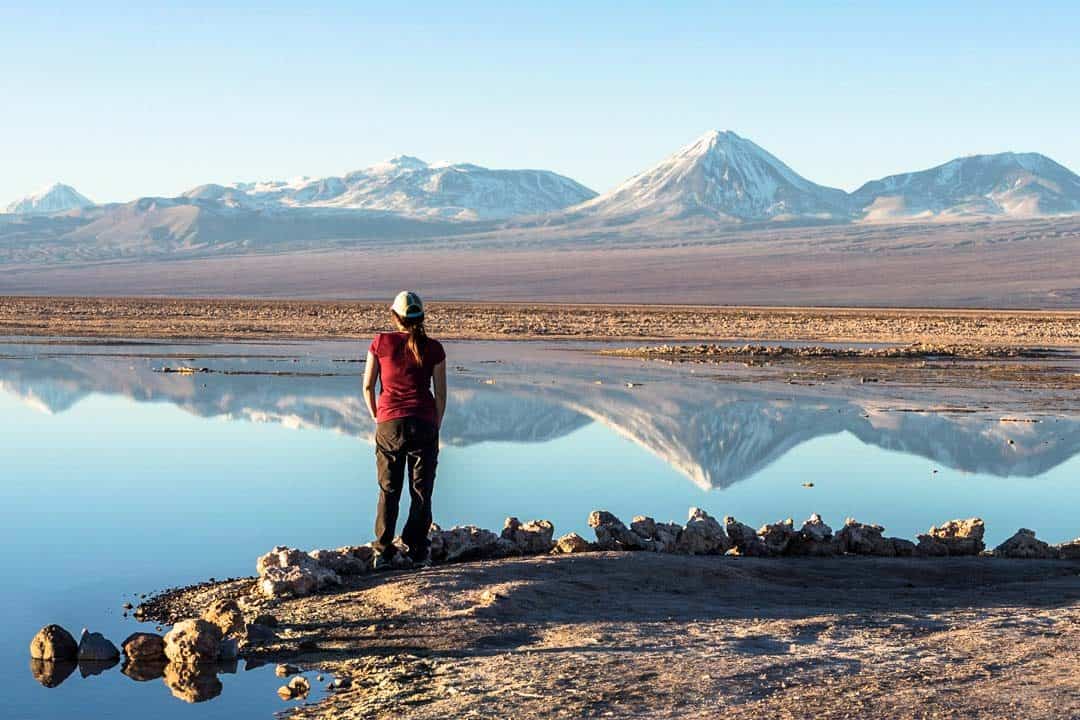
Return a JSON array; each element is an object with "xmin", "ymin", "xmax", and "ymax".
[
  {"xmin": 29, "ymin": 509, "xmax": 1080, "ymax": 716},
  {"xmin": 602, "ymin": 342, "xmax": 1071, "ymax": 361}
]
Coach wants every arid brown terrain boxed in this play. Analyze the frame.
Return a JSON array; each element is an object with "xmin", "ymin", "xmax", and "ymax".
[
  {"xmin": 2, "ymin": 296, "xmax": 1079, "ymax": 347},
  {"xmin": 149, "ymin": 553, "xmax": 1080, "ymax": 720}
]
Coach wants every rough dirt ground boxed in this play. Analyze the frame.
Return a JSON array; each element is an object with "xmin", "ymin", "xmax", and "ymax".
[
  {"xmin": 1, "ymin": 297, "xmax": 1078, "ymax": 346},
  {"xmin": 151, "ymin": 554, "xmax": 1080, "ymax": 720}
]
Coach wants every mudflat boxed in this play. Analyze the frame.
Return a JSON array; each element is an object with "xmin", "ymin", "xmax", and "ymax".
[
  {"xmin": 147, "ymin": 553, "xmax": 1080, "ymax": 720},
  {"xmin": 2, "ymin": 296, "xmax": 1079, "ymax": 346}
]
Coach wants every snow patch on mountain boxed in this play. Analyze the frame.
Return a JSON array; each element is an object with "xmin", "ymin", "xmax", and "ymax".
[{"xmin": 5, "ymin": 183, "xmax": 94, "ymax": 215}]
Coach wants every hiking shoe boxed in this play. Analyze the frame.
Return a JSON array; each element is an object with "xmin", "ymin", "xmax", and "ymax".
[{"xmin": 371, "ymin": 553, "xmax": 395, "ymax": 572}]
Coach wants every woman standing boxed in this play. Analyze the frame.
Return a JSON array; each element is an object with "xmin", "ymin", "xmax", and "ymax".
[{"xmin": 363, "ymin": 291, "xmax": 447, "ymax": 569}]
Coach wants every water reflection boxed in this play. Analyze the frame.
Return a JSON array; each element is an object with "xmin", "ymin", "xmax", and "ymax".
[{"xmin": 0, "ymin": 342, "xmax": 1077, "ymax": 489}]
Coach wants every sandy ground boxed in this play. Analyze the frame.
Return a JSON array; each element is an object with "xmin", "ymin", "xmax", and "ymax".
[
  {"xmin": 1, "ymin": 297, "xmax": 1079, "ymax": 347},
  {"xmin": 149, "ymin": 554, "xmax": 1080, "ymax": 719}
]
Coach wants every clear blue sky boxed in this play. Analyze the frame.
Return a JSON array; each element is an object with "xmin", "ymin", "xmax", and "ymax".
[{"xmin": 2, "ymin": 1, "xmax": 1077, "ymax": 205}]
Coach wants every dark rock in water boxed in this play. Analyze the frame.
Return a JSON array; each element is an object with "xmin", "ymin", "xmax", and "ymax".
[
  {"xmin": 757, "ymin": 518, "xmax": 796, "ymax": 556},
  {"xmin": 122, "ymin": 658, "xmax": 167, "ymax": 682},
  {"xmin": 837, "ymin": 519, "xmax": 896, "ymax": 556},
  {"xmin": 1058, "ymin": 538, "xmax": 1080, "ymax": 560},
  {"xmin": 122, "ymin": 632, "xmax": 166, "ymax": 662},
  {"xmin": 331, "ymin": 675, "xmax": 353, "ymax": 690},
  {"xmin": 278, "ymin": 675, "xmax": 311, "ymax": 700},
  {"xmin": 164, "ymin": 619, "xmax": 223, "ymax": 665},
  {"xmin": 30, "ymin": 658, "xmax": 77, "ymax": 688},
  {"xmin": 788, "ymin": 513, "xmax": 839, "ymax": 556},
  {"xmin": 244, "ymin": 622, "xmax": 280, "ymax": 644},
  {"xmin": 551, "ymin": 532, "xmax": 591, "ymax": 554},
  {"xmin": 218, "ymin": 638, "xmax": 240, "ymax": 661},
  {"xmin": 589, "ymin": 510, "xmax": 648, "ymax": 551},
  {"xmin": 994, "ymin": 529, "xmax": 1058, "ymax": 559},
  {"xmin": 30, "ymin": 625, "xmax": 78, "ymax": 661},
  {"xmin": 500, "ymin": 517, "xmax": 556, "ymax": 555},
  {"xmin": 202, "ymin": 599, "xmax": 245, "ymax": 638},
  {"xmin": 253, "ymin": 613, "xmax": 279, "ymax": 628},
  {"xmin": 916, "ymin": 518, "xmax": 985, "ymax": 556},
  {"xmin": 78, "ymin": 631, "xmax": 120, "ymax": 662},
  {"xmin": 163, "ymin": 662, "xmax": 223, "ymax": 704},
  {"xmin": 79, "ymin": 658, "xmax": 119, "ymax": 678},
  {"xmin": 724, "ymin": 517, "xmax": 769, "ymax": 556}
]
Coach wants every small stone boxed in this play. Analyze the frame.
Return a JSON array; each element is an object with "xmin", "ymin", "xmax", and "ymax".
[
  {"xmin": 121, "ymin": 632, "xmax": 166, "ymax": 662},
  {"xmin": 253, "ymin": 613, "xmax": 279, "ymax": 628},
  {"xmin": 276, "ymin": 663, "xmax": 300, "ymax": 677},
  {"xmin": 552, "ymin": 532, "xmax": 591, "ymax": 554},
  {"xmin": 218, "ymin": 638, "xmax": 240, "ymax": 661},
  {"xmin": 588, "ymin": 510, "xmax": 648, "ymax": 551},
  {"xmin": 724, "ymin": 517, "xmax": 769, "ymax": 556},
  {"xmin": 331, "ymin": 676, "xmax": 353, "ymax": 690},
  {"xmin": 500, "ymin": 517, "xmax": 556, "ymax": 555},
  {"xmin": 757, "ymin": 518, "xmax": 796, "ymax": 556},
  {"xmin": 77, "ymin": 630, "xmax": 120, "ymax": 662},
  {"xmin": 916, "ymin": 518, "xmax": 985, "ymax": 556}
]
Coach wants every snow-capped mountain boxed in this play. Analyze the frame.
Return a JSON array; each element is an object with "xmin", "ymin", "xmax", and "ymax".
[
  {"xmin": 567, "ymin": 130, "xmax": 851, "ymax": 223},
  {"xmin": 189, "ymin": 156, "xmax": 597, "ymax": 221},
  {"xmin": 852, "ymin": 152, "xmax": 1080, "ymax": 220},
  {"xmin": 5, "ymin": 183, "xmax": 94, "ymax": 215}
]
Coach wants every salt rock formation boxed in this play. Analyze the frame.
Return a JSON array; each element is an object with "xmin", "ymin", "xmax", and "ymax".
[
  {"xmin": 589, "ymin": 510, "xmax": 648, "ymax": 551},
  {"xmin": 994, "ymin": 529, "xmax": 1058, "ymax": 559},
  {"xmin": 163, "ymin": 619, "xmax": 223, "ymax": 665},
  {"xmin": 631, "ymin": 515, "xmax": 681, "ymax": 552},
  {"xmin": 122, "ymin": 632, "xmax": 166, "ymax": 662},
  {"xmin": 837, "ymin": 518, "xmax": 897, "ymax": 556},
  {"xmin": 757, "ymin": 518, "xmax": 796, "ymax": 556},
  {"xmin": 677, "ymin": 508, "xmax": 731, "ymax": 555},
  {"xmin": 788, "ymin": 513, "xmax": 839, "ymax": 556},
  {"xmin": 429, "ymin": 525, "xmax": 501, "ymax": 563},
  {"xmin": 309, "ymin": 546, "xmax": 375, "ymax": 575},
  {"xmin": 201, "ymin": 599, "xmax": 245, "ymax": 637},
  {"xmin": 552, "ymin": 532, "xmax": 592, "ymax": 554},
  {"xmin": 501, "ymin": 517, "xmax": 556, "ymax": 555},
  {"xmin": 77, "ymin": 631, "xmax": 120, "ymax": 662},
  {"xmin": 257, "ymin": 546, "xmax": 341, "ymax": 598},
  {"xmin": 917, "ymin": 518, "xmax": 985, "ymax": 556},
  {"xmin": 30, "ymin": 625, "xmax": 78, "ymax": 661},
  {"xmin": 724, "ymin": 517, "xmax": 770, "ymax": 556},
  {"xmin": 1058, "ymin": 538, "xmax": 1080, "ymax": 560}
]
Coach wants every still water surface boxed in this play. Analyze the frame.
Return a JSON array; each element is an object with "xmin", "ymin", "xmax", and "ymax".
[{"xmin": 1, "ymin": 338, "xmax": 1078, "ymax": 719}]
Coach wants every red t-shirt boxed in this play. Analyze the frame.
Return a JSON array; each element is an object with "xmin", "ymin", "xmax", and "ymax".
[{"xmin": 369, "ymin": 332, "xmax": 446, "ymax": 426}]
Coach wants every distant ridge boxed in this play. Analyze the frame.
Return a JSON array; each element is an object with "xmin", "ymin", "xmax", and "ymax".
[{"xmin": 5, "ymin": 183, "xmax": 94, "ymax": 215}]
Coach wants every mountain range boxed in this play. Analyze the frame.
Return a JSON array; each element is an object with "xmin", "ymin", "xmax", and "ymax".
[{"xmin": 6, "ymin": 132, "xmax": 1080, "ymax": 238}]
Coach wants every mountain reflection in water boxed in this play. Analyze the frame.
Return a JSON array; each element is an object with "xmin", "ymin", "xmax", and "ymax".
[{"xmin": 1, "ymin": 339, "xmax": 1076, "ymax": 490}]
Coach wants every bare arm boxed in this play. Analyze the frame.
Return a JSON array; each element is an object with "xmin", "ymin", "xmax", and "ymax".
[
  {"xmin": 433, "ymin": 360, "xmax": 447, "ymax": 429},
  {"xmin": 362, "ymin": 351, "xmax": 380, "ymax": 422}
]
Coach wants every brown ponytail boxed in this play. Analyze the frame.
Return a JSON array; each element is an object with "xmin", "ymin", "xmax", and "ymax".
[{"xmin": 393, "ymin": 311, "xmax": 427, "ymax": 366}]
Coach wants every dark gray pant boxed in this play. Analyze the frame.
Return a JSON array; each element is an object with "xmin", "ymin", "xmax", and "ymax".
[{"xmin": 373, "ymin": 417, "xmax": 439, "ymax": 559}]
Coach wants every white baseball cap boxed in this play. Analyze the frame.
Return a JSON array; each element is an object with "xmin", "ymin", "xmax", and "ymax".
[{"xmin": 390, "ymin": 290, "xmax": 425, "ymax": 319}]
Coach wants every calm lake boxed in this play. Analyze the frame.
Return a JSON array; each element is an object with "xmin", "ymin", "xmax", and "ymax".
[{"xmin": 2, "ymin": 337, "xmax": 1078, "ymax": 719}]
